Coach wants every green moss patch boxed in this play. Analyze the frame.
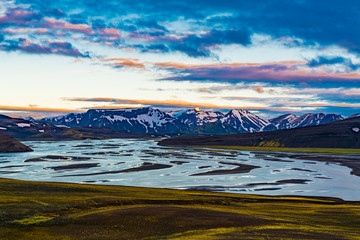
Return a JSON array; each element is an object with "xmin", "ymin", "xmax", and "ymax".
[{"xmin": 0, "ymin": 178, "xmax": 359, "ymax": 239}]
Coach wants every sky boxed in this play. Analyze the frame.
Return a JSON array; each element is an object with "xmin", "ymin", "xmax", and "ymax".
[{"xmin": 0, "ymin": 0, "xmax": 359, "ymax": 119}]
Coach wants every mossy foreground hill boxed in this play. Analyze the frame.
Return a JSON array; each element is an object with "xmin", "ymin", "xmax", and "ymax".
[
  {"xmin": 0, "ymin": 178, "xmax": 359, "ymax": 239},
  {"xmin": 160, "ymin": 116, "xmax": 360, "ymax": 149}
]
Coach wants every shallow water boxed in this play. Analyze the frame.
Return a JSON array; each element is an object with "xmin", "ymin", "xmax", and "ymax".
[{"xmin": 1, "ymin": 139, "xmax": 360, "ymax": 200}]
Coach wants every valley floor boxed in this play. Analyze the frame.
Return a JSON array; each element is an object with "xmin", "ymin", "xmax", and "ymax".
[{"xmin": 0, "ymin": 178, "xmax": 360, "ymax": 239}]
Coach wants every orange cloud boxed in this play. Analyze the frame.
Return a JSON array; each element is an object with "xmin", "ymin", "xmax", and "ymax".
[
  {"xmin": 66, "ymin": 97, "xmax": 295, "ymax": 112},
  {"xmin": 342, "ymin": 89, "xmax": 360, "ymax": 96},
  {"xmin": 95, "ymin": 57, "xmax": 145, "ymax": 68},
  {"xmin": 90, "ymin": 58, "xmax": 360, "ymax": 83},
  {"xmin": 152, "ymin": 60, "xmax": 307, "ymax": 69},
  {"xmin": 288, "ymin": 88, "xmax": 360, "ymax": 96},
  {"xmin": 44, "ymin": 17, "xmax": 93, "ymax": 33},
  {"xmin": 3, "ymin": 27, "xmax": 48, "ymax": 34},
  {"xmin": 255, "ymin": 87, "xmax": 264, "ymax": 93},
  {"xmin": 0, "ymin": 105, "xmax": 83, "ymax": 119},
  {"xmin": 0, "ymin": 105, "xmax": 81, "ymax": 113},
  {"xmin": 109, "ymin": 61, "xmax": 145, "ymax": 68},
  {"xmin": 99, "ymin": 28, "xmax": 121, "ymax": 36}
]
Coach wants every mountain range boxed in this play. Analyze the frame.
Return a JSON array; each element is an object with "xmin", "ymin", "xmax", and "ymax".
[
  {"xmin": 44, "ymin": 107, "xmax": 355, "ymax": 135},
  {"xmin": 0, "ymin": 107, "xmax": 358, "ymax": 140}
]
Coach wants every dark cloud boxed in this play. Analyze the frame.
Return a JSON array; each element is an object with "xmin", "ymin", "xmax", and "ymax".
[
  {"xmin": 135, "ymin": 28, "xmax": 251, "ymax": 57},
  {"xmin": 2, "ymin": 0, "xmax": 359, "ymax": 58},
  {"xmin": 0, "ymin": 38, "xmax": 90, "ymax": 57},
  {"xmin": 0, "ymin": 8, "xmax": 42, "ymax": 27},
  {"xmin": 44, "ymin": 9, "xmax": 65, "ymax": 17},
  {"xmin": 308, "ymin": 56, "xmax": 360, "ymax": 70},
  {"xmin": 172, "ymin": 29, "xmax": 251, "ymax": 57}
]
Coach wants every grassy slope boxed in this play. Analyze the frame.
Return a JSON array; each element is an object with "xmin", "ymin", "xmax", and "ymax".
[
  {"xmin": 0, "ymin": 178, "xmax": 360, "ymax": 239},
  {"xmin": 159, "ymin": 117, "xmax": 360, "ymax": 150}
]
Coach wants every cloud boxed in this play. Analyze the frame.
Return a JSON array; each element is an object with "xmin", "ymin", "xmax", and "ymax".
[
  {"xmin": 0, "ymin": 105, "xmax": 83, "ymax": 119},
  {"xmin": 87, "ymin": 57, "xmax": 360, "ymax": 83},
  {"xmin": 0, "ymin": 38, "xmax": 90, "ymax": 57},
  {"xmin": 308, "ymin": 56, "xmax": 360, "ymax": 70},
  {"xmin": 0, "ymin": 105, "xmax": 81, "ymax": 113},
  {"xmin": 65, "ymin": 97, "xmax": 295, "ymax": 112},
  {"xmin": 288, "ymin": 87, "xmax": 360, "ymax": 96},
  {"xmin": 3, "ymin": 0, "xmax": 360, "ymax": 59},
  {"xmin": 159, "ymin": 61, "xmax": 360, "ymax": 83},
  {"xmin": 165, "ymin": 29, "xmax": 251, "ymax": 57},
  {"xmin": 0, "ymin": 8, "xmax": 41, "ymax": 26},
  {"xmin": 96, "ymin": 57, "xmax": 145, "ymax": 68},
  {"xmin": 43, "ymin": 17, "xmax": 93, "ymax": 34},
  {"xmin": 255, "ymin": 87, "xmax": 264, "ymax": 93},
  {"xmin": 2, "ymin": 27, "xmax": 48, "ymax": 34}
]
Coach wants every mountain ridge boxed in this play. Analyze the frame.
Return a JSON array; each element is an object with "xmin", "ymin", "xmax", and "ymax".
[
  {"xmin": 0, "ymin": 108, "xmax": 355, "ymax": 140},
  {"xmin": 43, "ymin": 107, "xmax": 348, "ymax": 135}
]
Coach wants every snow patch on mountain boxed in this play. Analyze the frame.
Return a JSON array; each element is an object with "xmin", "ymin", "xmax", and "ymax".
[
  {"xmin": 269, "ymin": 113, "xmax": 344, "ymax": 130},
  {"xmin": 221, "ymin": 109, "xmax": 270, "ymax": 133},
  {"xmin": 43, "ymin": 107, "xmax": 353, "ymax": 135},
  {"xmin": 177, "ymin": 108, "xmax": 224, "ymax": 127},
  {"xmin": 349, "ymin": 113, "xmax": 360, "ymax": 119},
  {"xmin": 16, "ymin": 123, "xmax": 31, "ymax": 128}
]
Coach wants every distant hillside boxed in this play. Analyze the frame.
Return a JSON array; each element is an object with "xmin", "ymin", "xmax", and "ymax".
[
  {"xmin": 159, "ymin": 117, "xmax": 360, "ymax": 149},
  {"xmin": 0, "ymin": 133, "xmax": 32, "ymax": 153}
]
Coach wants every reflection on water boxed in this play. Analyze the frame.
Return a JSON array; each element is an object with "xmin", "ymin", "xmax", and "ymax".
[{"xmin": 1, "ymin": 139, "xmax": 360, "ymax": 200}]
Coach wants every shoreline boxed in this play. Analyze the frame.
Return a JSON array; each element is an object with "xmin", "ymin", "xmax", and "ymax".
[{"xmin": 187, "ymin": 145, "xmax": 360, "ymax": 154}]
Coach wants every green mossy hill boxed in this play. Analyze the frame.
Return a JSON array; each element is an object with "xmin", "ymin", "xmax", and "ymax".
[
  {"xmin": 160, "ymin": 116, "xmax": 360, "ymax": 149},
  {"xmin": 0, "ymin": 178, "xmax": 359, "ymax": 239}
]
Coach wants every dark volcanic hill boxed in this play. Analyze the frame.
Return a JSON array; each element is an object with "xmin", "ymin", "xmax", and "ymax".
[
  {"xmin": 159, "ymin": 117, "xmax": 360, "ymax": 149},
  {"xmin": 0, "ymin": 133, "xmax": 32, "ymax": 153},
  {"xmin": 0, "ymin": 114, "xmax": 148, "ymax": 141}
]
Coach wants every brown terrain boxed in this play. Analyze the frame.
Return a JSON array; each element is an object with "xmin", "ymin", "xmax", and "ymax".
[
  {"xmin": 0, "ymin": 133, "xmax": 32, "ymax": 153},
  {"xmin": 159, "ymin": 116, "xmax": 360, "ymax": 149}
]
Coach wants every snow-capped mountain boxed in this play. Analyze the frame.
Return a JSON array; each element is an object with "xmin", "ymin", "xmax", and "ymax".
[
  {"xmin": 45, "ymin": 108, "xmax": 183, "ymax": 134},
  {"xmin": 177, "ymin": 108, "xmax": 224, "ymax": 127},
  {"xmin": 221, "ymin": 109, "xmax": 270, "ymax": 133},
  {"xmin": 349, "ymin": 113, "xmax": 360, "ymax": 119},
  {"xmin": 20, "ymin": 117, "xmax": 37, "ymax": 122},
  {"xmin": 269, "ymin": 113, "xmax": 344, "ymax": 130},
  {"xmin": 43, "ymin": 107, "xmax": 354, "ymax": 135},
  {"xmin": 268, "ymin": 114, "xmax": 299, "ymax": 129},
  {"xmin": 47, "ymin": 112, "xmax": 84, "ymax": 126}
]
